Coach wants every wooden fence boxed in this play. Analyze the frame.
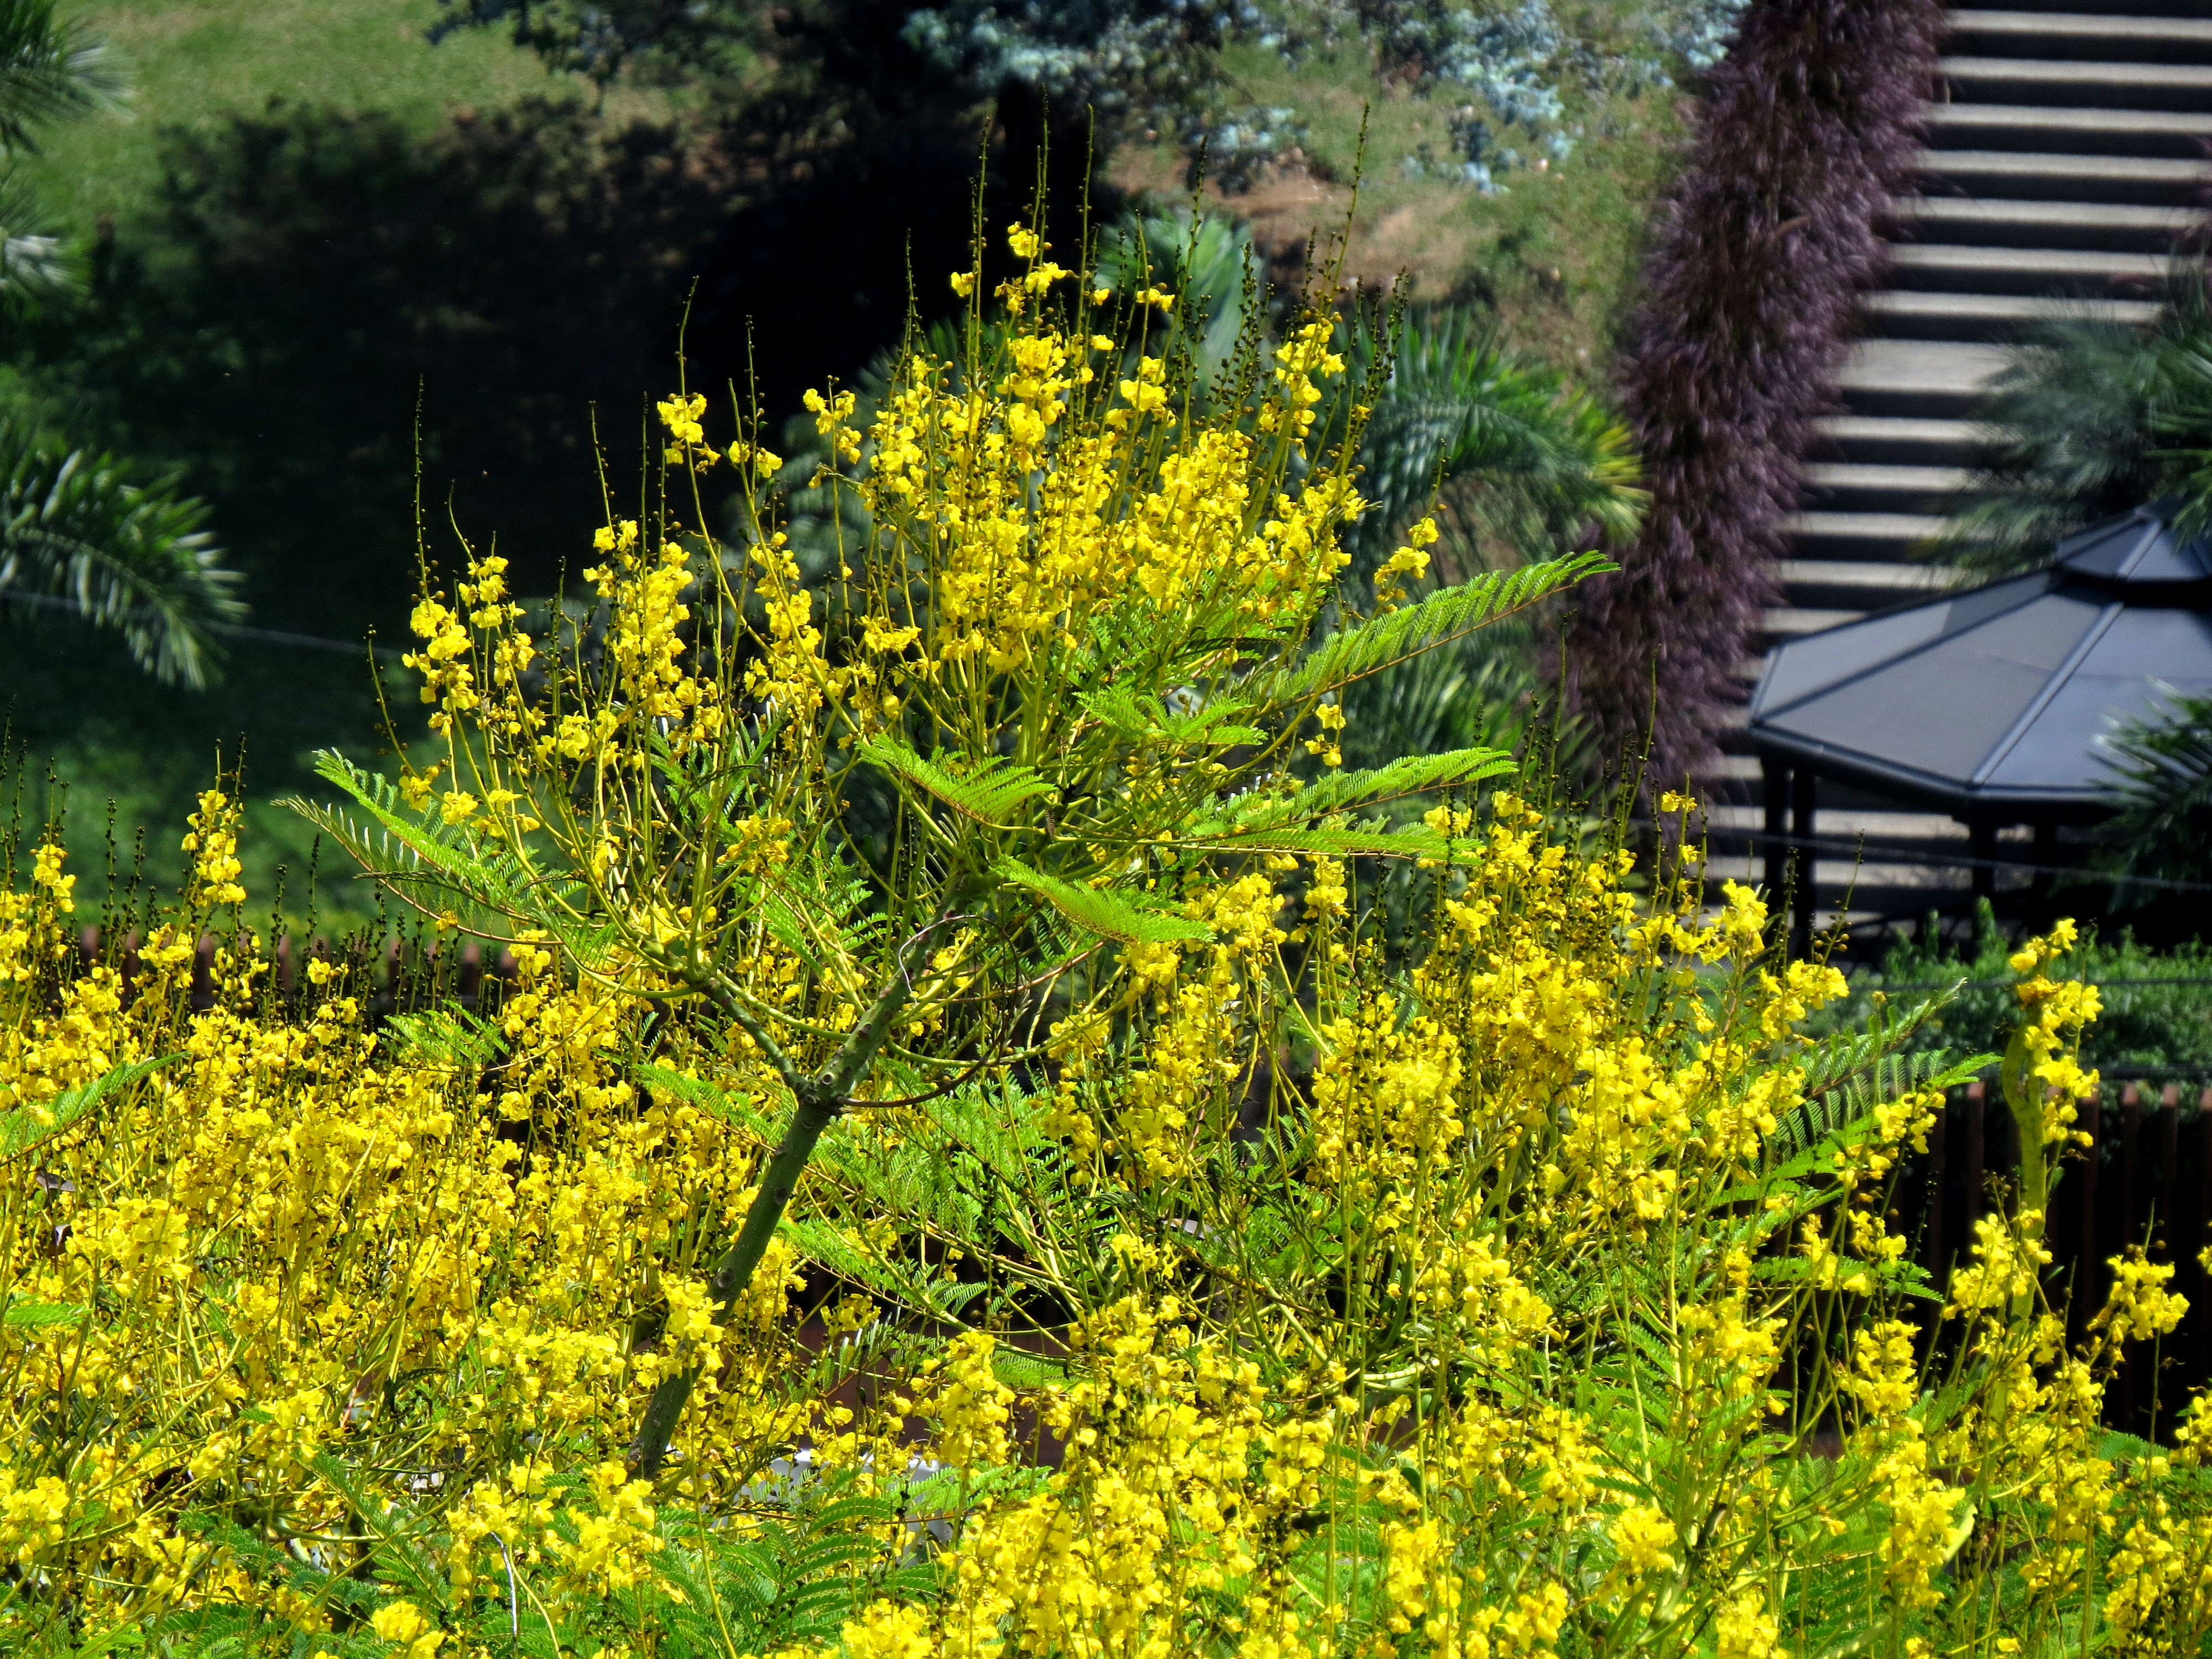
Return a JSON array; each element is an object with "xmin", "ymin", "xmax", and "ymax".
[
  {"xmin": 1898, "ymin": 1079, "xmax": 2212, "ymax": 1439},
  {"xmin": 73, "ymin": 927, "xmax": 520, "ymax": 1020}
]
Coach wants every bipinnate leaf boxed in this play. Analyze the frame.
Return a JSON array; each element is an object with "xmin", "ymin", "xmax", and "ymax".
[
  {"xmin": 1173, "ymin": 745, "xmax": 1508, "ymax": 860},
  {"xmin": 1258, "ymin": 747, "xmax": 1515, "ymax": 821},
  {"xmin": 1081, "ymin": 685, "xmax": 1266, "ymax": 748},
  {"xmin": 991, "ymin": 857, "xmax": 1211, "ymax": 946},
  {"xmin": 0, "ymin": 1053, "xmax": 178, "ymax": 1162},
  {"xmin": 286, "ymin": 751, "xmax": 612, "ymax": 963},
  {"xmin": 857, "ymin": 738, "xmax": 1053, "ymax": 827},
  {"xmin": 1268, "ymin": 551, "xmax": 1613, "ymax": 702},
  {"xmin": 2, "ymin": 1300, "xmax": 84, "ymax": 1329}
]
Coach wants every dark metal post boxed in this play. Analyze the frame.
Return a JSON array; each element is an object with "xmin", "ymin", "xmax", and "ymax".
[
  {"xmin": 1969, "ymin": 817, "xmax": 1997, "ymax": 911},
  {"xmin": 1789, "ymin": 766, "xmax": 1817, "ymax": 960},
  {"xmin": 2031, "ymin": 818, "xmax": 2058, "ymax": 927},
  {"xmin": 1761, "ymin": 755, "xmax": 1790, "ymax": 908}
]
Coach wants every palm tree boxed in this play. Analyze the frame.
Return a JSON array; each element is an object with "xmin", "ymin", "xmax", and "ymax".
[
  {"xmin": 1340, "ymin": 304, "xmax": 1644, "ymax": 577},
  {"xmin": 0, "ymin": 2, "xmax": 243, "ymax": 684},
  {"xmin": 1943, "ymin": 262, "xmax": 2212, "ymax": 574},
  {"xmin": 2095, "ymin": 688, "xmax": 2212, "ymax": 911}
]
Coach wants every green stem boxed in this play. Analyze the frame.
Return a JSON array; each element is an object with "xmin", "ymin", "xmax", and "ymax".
[
  {"xmin": 2002, "ymin": 1029, "xmax": 2049, "ymax": 1254},
  {"xmin": 629, "ymin": 1083, "xmax": 843, "ymax": 1477},
  {"xmin": 628, "ymin": 911, "xmax": 953, "ymax": 1477}
]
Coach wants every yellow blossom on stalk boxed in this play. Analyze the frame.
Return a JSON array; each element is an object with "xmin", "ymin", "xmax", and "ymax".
[
  {"xmin": 369, "ymin": 1601, "xmax": 443, "ymax": 1659},
  {"xmin": 179, "ymin": 789, "xmax": 247, "ymax": 907},
  {"xmin": 1609, "ymin": 1502, "xmax": 1678, "ymax": 1578},
  {"xmin": 1374, "ymin": 515, "xmax": 1438, "ymax": 608},
  {"xmin": 29, "ymin": 842, "xmax": 71, "ymax": 914}
]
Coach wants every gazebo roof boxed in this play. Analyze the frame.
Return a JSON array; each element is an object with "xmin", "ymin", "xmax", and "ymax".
[{"xmin": 1747, "ymin": 502, "xmax": 2212, "ymax": 817}]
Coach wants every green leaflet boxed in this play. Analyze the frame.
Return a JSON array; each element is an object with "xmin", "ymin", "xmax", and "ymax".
[
  {"xmin": 1174, "ymin": 825, "xmax": 1459, "ymax": 861},
  {"xmin": 1265, "ymin": 551, "xmax": 1614, "ymax": 702},
  {"xmin": 1080, "ymin": 684, "xmax": 1266, "ymax": 749},
  {"xmin": 2, "ymin": 1300, "xmax": 86, "ymax": 1329},
  {"xmin": 286, "ymin": 750, "xmax": 611, "ymax": 964},
  {"xmin": 383, "ymin": 1008, "xmax": 507, "ymax": 1068},
  {"xmin": 638, "ymin": 1063, "xmax": 766, "ymax": 1133},
  {"xmin": 1209, "ymin": 746, "xmax": 1516, "ymax": 836},
  {"xmin": 856, "ymin": 737, "xmax": 1052, "ymax": 828},
  {"xmin": 1764, "ymin": 1045, "xmax": 1998, "ymax": 1178},
  {"xmin": 991, "ymin": 857, "xmax": 1212, "ymax": 946},
  {"xmin": 0, "ymin": 1053, "xmax": 179, "ymax": 1162}
]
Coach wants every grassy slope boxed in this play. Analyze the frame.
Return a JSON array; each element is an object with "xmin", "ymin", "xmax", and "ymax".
[
  {"xmin": 12, "ymin": 0, "xmax": 610, "ymax": 929},
  {"xmin": 18, "ymin": 0, "xmax": 625, "ymax": 232}
]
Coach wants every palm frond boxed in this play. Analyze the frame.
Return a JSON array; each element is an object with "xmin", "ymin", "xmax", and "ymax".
[
  {"xmin": 1345, "ymin": 307, "xmax": 1645, "ymax": 571},
  {"xmin": 0, "ymin": 424, "xmax": 243, "ymax": 686},
  {"xmin": 2094, "ymin": 685, "xmax": 2212, "ymax": 904},
  {"xmin": 1092, "ymin": 208, "xmax": 1255, "ymax": 382},
  {"xmin": 0, "ymin": 0, "xmax": 127, "ymax": 155},
  {"xmin": 0, "ymin": 163, "xmax": 73, "ymax": 306},
  {"xmin": 1939, "ymin": 266, "xmax": 2212, "ymax": 575}
]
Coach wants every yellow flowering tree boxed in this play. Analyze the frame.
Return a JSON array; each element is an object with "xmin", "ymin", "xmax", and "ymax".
[{"xmin": 293, "ymin": 220, "xmax": 1608, "ymax": 1475}]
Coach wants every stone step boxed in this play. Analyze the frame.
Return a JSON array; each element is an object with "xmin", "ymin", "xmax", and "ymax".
[
  {"xmin": 1915, "ymin": 147, "xmax": 2212, "ymax": 206},
  {"xmin": 1759, "ymin": 606, "xmax": 1864, "ymax": 642},
  {"xmin": 1945, "ymin": 11, "xmax": 2212, "ymax": 66},
  {"xmin": 1776, "ymin": 556, "xmax": 1955, "ymax": 609},
  {"xmin": 1833, "ymin": 340, "xmax": 2010, "ymax": 418},
  {"xmin": 1858, "ymin": 287, "xmax": 2163, "ymax": 343},
  {"xmin": 1922, "ymin": 101, "xmax": 2212, "ymax": 158},
  {"xmin": 1810, "ymin": 414, "xmax": 1999, "ymax": 468},
  {"xmin": 1948, "ymin": 0, "xmax": 2212, "ymax": 15},
  {"xmin": 1885, "ymin": 195, "xmax": 2198, "ymax": 253},
  {"xmin": 1884, "ymin": 241, "xmax": 2175, "ymax": 296},
  {"xmin": 1939, "ymin": 55, "xmax": 2212, "ymax": 113},
  {"xmin": 1801, "ymin": 460, "xmax": 1981, "ymax": 513},
  {"xmin": 1778, "ymin": 507, "xmax": 1955, "ymax": 560}
]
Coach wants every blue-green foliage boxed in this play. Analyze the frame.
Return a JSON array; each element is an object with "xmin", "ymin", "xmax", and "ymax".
[{"xmin": 1255, "ymin": 0, "xmax": 1751, "ymax": 193}]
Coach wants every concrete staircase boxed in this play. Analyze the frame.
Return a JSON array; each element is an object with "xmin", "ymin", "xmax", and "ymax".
[{"xmin": 1705, "ymin": 1, "xmax": 2212, "ymax": 939}]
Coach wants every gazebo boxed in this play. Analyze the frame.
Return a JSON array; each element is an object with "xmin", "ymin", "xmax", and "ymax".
[{"xmin": 1746, "ymin": 500, "xmax": 2212, "ymax": 954}]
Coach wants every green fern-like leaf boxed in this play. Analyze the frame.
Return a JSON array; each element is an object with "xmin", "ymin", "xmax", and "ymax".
[
  {"xmin": 383, "ymin": 1008, "xmax": 505, "ymax": 1068},
  {"xmin": 1081, "ymin": 684, "xmax": 1266, "ymax": 748},
  {"xmin": 0, "ymin": 1053, "xmax": 178, "ymax": 1162},
  {"xmin": 992, "ymin": 856, "xmax": 1212, "ymax": 946},
  {"xmin": 1264, "ymin": 551, "xmax": 1614, "ymax": 702},
  {"xmin": 286, "ymin": 751, "xmax": 612, "ymax": 963},
  {"xmin": 857, "ymin": 738, "xmax": 1052, "ymax": 827},
  {"xmin": 1175, "ymin": 823, "xmax": 1455, "ymax": 860},
  {"xmin": 1245, "ymin": 747, "xmax": 1515, "ymax": 825}
]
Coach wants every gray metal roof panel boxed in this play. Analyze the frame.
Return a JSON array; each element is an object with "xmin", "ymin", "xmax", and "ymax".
[
  {"xmin": 1750, "ymin": 571, "xmax": 2048, "ymax": 718},
  {"xmin": 1750, "ymin": 503, "xmax": 2212, "ymax": 812},
  {"xmin": 2053, "ymin": 503, "xmax": 2212, "ymax": 584}
]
